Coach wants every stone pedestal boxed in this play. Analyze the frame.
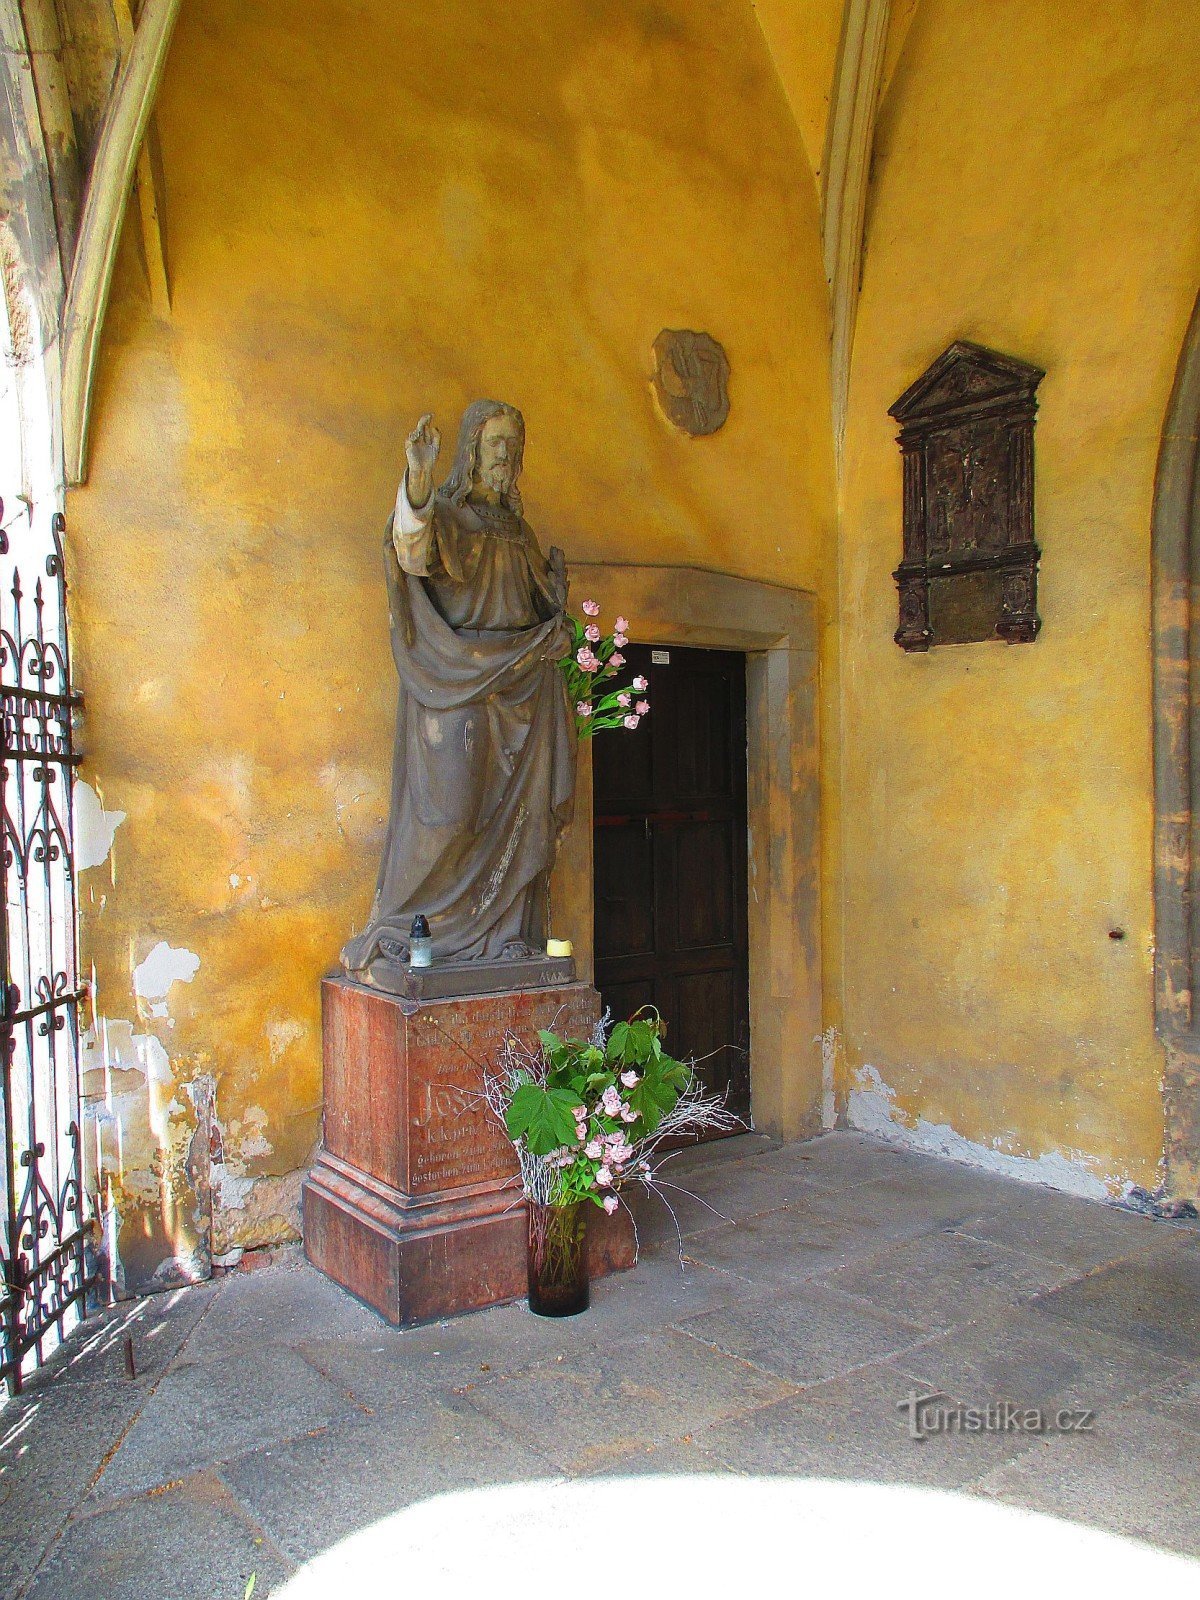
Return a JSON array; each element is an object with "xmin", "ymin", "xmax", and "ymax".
[{"xmin": 302, "ymin": 975, "xmax": 634, "ymax": 1325}]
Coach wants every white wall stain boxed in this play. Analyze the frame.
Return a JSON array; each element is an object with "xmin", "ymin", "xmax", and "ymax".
[
  {"xmin": 266, "ymin": 1018, "xmax": 307, "ymax": 1062},
  {"xmin": 133, "ymin": 942, "xmax": 201, "ymax": 1017},
  {"xmin": 846, "ymin": 1063, "xmax": 1119, "ymax": 1201},
  {"xmin": 74, "ymin": 779, "xmax": 126, "ymax": 870}
]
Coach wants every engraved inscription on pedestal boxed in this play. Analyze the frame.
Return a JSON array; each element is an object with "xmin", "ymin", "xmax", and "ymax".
[
  {"xmin": 409, "ymin": 1073, "xmax": 515, "ymax": 1194},
  {"xmin": 405, "ymin": 995, "xmax": 590, "ymax": 1194}
]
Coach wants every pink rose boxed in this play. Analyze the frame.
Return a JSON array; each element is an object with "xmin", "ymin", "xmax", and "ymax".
[
  {"xmin": 615, "ymin": 617, "xmax": 629, "ymax": 633},
  {"xmin": 609, "ymin": 652, "xmax": 625, "ymax": 669},
  {"xmin": 635, "ymin": 700, "xmax": 649, "ymax": 716},
  {"xmin": 576, "ymin": 701, "xmax": 593, "ymax": 718},
  {"xmin": 585, "ymin": 1140, "xmax": 602, "ymax": 1159},
  {"xmin": 584, "ymin": 623, "xmax": 601, "ymax": 643},
  {"xmin": 617, "ymin": 693, "xmax": 631, "ymax": 708},
  {"xmin": 621, "ymin": 1106, "xmax": 638, "ymax": 1123},
  {"xmin": 577, "ymin": 647, "xmax": 600, "ymax": 672},
  {"xmin": 623, "ymin": 714, "xmax": 639, "ymax": 730},
  {"xmin": 603, "ymin": 1195, "xmax": 619, "ymax": 1215},
  {"xmin": 582, "ymin": 600, "xmax": 601, "ymax": 617},
  {"xmin": 613, "ymin": 633, "xmax": 628, "ymax": 649},
  {"xmin": 596, "ymin": 1165, "xmax": 613, "ymax": 1187},
  {"xmin": 633, "ymin": 676, "xmax": 648, "ymax": 692},
  {"xmin": 620, "ymin": 1070, "xmax": 639, "ymax": 1088},
  {"xmin": 601, "ymin": 1085, "xmax": 623, "ymax": 1116}
]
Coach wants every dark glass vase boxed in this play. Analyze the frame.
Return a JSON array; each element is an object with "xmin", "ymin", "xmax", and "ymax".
[{"xmin": 527, "ymin": 1200, "xmax": 589, "ymax": 1317}]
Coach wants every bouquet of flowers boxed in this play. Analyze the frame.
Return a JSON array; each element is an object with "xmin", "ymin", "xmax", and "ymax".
[
  {"xmin": 559, "ymin": 600, "xmax": 650, "ymax": 739},
  {"xmin": 483, "ymin": 1010, "xmax": 739, "ymax": 1314}
]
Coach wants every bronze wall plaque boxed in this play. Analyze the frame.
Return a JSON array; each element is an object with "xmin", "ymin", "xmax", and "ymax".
[
  {"xmin": 652, "ymin": 329, "xmax": 730, "ymax": 435},
  {"xmin": 889, "ymin": 341, "xmax": 1044, "ymax": 650}
]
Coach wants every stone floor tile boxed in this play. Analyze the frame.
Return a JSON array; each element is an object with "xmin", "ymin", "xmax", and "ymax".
[
  {"xmin": 462, "ymin": 1328, "xmax": 795, "ymax": 1473},
  {"xmin": 182, "ymin": 1258, "xmax": 386, "ymax": 1359},
  {"xmin": 890, "ymin": 1303, "xmax": 1186, "ymax": 1413},
  {"xmin": 219, "ymin": 1395, "xmax": 557, "ymax": 1566},
  {"xmin": 1136, "ymin": 1367, "xmax": 1200, "ymax": 1435},
  {"xmin": 21, "ymin": 1471, "xmax": 291, "ymax": 1600},
  {"xmin": 696, "ymin": 1361, "xmax": 1033, "ymax": 1487},
  {"xmin": 975, "ymin": 1399, "xmax": 1200, "ymax": 1556},
  {"xmin": 953, "ymin": 1186, "xmax": 1174, "ymax": 1272},
  {"xmin": 90, "ymin": 1342, "xmax": 363, "ymax": 1502},
  {"xmin": 0, "ymin": 1376, "xmax": 150, "ymax": 1598},
  {"xmin": 637, "ymin": 1151, "xmax": 828, "ymax": 1225},
  {"xmin": 1028, "ymin": 1255, "xmax": 1200, "ymax": 1361},
  {"xmin": 22, "ymin": 1282, "xmax": 222, "ymax": 1391},
  {"xmin": 827, "ymin": 1229, "xmax": 1075, "ymax": 1333},
  {"xmin": 676, "ymin": 1207, "xmax": 849, "ymax": 1287},
  {"xmin": 852, "ymin": 1161, "xmax": 1025, "ymax": 1224},
  {"xmin": 625, "ymin": 1188, "xmax": 742, "ymax": 1249},
  {"xmin": 571, "ymin": 1434, "xmax": 736, "ymax": 1478},
  {"xmin": 753, "ymin": 1131, "xmax": 943, "ymax": 1188},
  {"xmin": 675, "ymin": 1281, "xmax": 930, "ymax": 1386},
  {"xmin": 777, "ymin": 1179, "xmax": 959, "ymax": 1255}
]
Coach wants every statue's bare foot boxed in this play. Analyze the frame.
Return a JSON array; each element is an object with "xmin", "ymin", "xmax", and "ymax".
[{"xmin": 499, "ymin": 939, "xmax": 536, "ymax": 960}]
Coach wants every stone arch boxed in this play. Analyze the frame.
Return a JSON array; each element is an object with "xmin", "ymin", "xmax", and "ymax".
[
  {"xmin": 0, "ymin": 0, "xmax": 67, "ymax": 498},
  {"xmin": 1152, "ymin": 288, "xmax": 1200, "ymax": 1194}
]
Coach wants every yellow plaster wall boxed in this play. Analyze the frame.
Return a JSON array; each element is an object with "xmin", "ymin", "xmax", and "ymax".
[
  {"xmin": 838, "ymin": 0, "xmax": 1200, "ymax": 1193},
  {"xmin": 750, "ymin": 0, "xmax": 844, "ymax": 185},
  {"xmin": 68, "ymin": 0, "xmax": 835, "ymax": 1285}
]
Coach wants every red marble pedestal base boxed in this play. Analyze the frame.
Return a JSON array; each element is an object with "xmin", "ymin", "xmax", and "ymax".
[{"xmin": 302, "ymin": 976, "xmax": 635, "ymax": 1325}]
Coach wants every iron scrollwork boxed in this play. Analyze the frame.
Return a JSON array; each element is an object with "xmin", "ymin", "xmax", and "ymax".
[{"xmin": 0, "ymin": 496, "xmax": 93, "ymax": 1395}]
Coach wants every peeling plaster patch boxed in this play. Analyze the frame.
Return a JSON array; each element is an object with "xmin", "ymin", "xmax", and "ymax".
[
  {"xmin": 211, "ymin": 1167, "xmax": 305, "ymax": 1254},
  {"xmin": 847, "ymin": 1063, "xmax": 1114, "ymax": 1201},
  {"xmin": 133, "ymin": 941, "xmax": 200, "ymax": 1003},
  {"xmin": 266, "ymin": 1018, "xmax": 307, "ymax": 1062},
  {"xmin": 82, "ymin": 1017, "xmax": 172, "ymax": 1084},
  {"xmin": 212, "ymin": 1162, "xmax": 254, "ymax": 1212},
  {"xmin": 74, "ymin": 779, "xmax": 125, "ymax": 869},
  {"xmin": 818, "ymin": 1026, "xmax": 838, "ymax": 1130},
  {"xmin": 230, "ymin": 1104, "xmax": 273, "ymax": 1161}
]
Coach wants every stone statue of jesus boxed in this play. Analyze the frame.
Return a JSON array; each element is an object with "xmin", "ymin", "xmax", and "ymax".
[{"xmin": 341, "ymin": 400, "xmax": 577, "ymax": 979}]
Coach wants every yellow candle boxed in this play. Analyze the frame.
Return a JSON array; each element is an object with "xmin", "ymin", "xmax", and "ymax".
[{"xmin": 546, "ymin": 938, "xmax": 573, "ymax": 958}]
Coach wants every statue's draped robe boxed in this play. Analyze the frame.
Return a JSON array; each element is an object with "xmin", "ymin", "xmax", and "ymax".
[{"xmin": 342, "ymin": 481, "xmax": 576, "ymax": 970}]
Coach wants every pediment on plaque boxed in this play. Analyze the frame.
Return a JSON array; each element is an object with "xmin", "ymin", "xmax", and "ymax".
[{"xmin": 889, "ymin": 341, "xmax": 1045, "ymax": 424}]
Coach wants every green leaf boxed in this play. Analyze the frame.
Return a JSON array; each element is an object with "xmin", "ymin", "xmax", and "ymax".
[
  {"xmin": 606, "ymin": 1022, "xmax": 630, "ymax": 1063},
  {"xmin": 245, "ymin": 1580, "xmax": 257, "ymax": 1600},
  {"xmin": 504, "ymin": 1084, "xmax": 583, "ymax": 1155}
]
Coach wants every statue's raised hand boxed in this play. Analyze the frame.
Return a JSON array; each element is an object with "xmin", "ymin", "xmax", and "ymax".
[{"xmin": 405, "ymin": 413, "xmax": 441, "ymax": 510}]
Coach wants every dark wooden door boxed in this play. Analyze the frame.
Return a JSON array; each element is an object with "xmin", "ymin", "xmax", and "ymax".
[{"xmin": 593, "ymin": 643, "xmax": 750, "ymax": 1130}]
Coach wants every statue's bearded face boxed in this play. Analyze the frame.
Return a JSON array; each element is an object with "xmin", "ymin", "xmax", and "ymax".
[{"xmin": 475, "ymin": 415, "xmax": 522, "ymax": 498}]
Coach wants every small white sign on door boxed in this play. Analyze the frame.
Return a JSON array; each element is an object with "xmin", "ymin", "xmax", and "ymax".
[{"xmin": 651, "ymin": 649, "xmax": 670, "ymax": 664}]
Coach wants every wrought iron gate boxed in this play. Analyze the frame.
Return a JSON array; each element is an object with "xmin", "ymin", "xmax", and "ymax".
[{"xmin": 0, "ymin": 498, "xmax": 92, "ymax": 1395}]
